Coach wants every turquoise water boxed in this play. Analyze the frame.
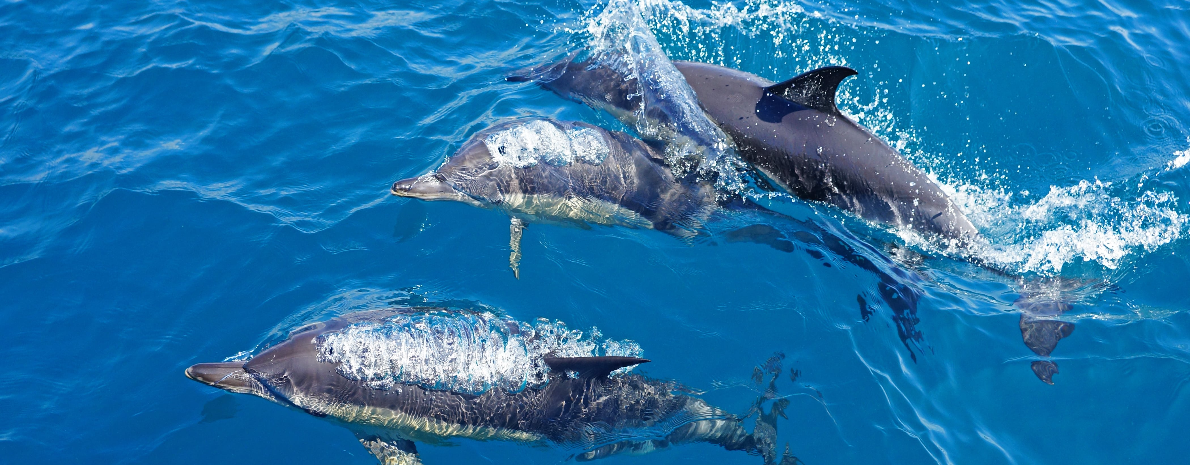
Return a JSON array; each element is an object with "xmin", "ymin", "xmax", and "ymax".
[{"xmin": 3, "ymin": 0, "xmax": 1190, "ymax": 463}]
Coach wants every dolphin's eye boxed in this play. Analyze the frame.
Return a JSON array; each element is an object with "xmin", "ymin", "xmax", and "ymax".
[{"xmin": 433, "ymin": 173, "xmax": 447, "ymax": 182}]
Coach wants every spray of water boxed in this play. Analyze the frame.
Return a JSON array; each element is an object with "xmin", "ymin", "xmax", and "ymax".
[{"xmin": 575, "ymin": 0, "xmax": 748, "ymax": 193}]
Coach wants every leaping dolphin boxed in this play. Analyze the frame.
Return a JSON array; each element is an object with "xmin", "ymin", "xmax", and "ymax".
[{"xmin": 186, "ymin": 308, "xmax": 798, "ymax": 464}]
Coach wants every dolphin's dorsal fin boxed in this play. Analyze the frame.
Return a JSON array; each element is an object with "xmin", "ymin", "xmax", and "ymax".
[
  {"xmin": 764, "ymin": 66, "xmax": 858, "ymax": 116},
  {"xmin": 543, "ymin": 356, "xmax": 650, "ymax": 379}
]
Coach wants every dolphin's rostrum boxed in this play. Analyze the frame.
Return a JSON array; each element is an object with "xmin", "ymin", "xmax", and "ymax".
[{"xmin": 186, "ymin": 308, "xmax": 797, "ymax": 464}]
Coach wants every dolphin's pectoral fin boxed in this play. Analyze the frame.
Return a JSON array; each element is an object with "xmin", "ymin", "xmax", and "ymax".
[
  {"xmin": 509, "ymin": 217, "xmax": 526, "ymax": 279},
  {"xmin": 764, "ymin": 66, "xmax": 858, "ymax": 117},
  {"xmin": 358, "ymin": 434, "xmax": 422, "ymax": 465},
  {"xmin": 543, "ymin": 356, "xmax": 650, "ymax": 379}
]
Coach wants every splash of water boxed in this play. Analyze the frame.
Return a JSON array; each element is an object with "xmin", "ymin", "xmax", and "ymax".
[
  {"xmin": 317, "ymin": 309, "xmax": 643, "ymax": 395},
  {"xmin": 1165, "ymin": 140, "xmax": 1190, "ymax": 172},
  {"xmin": 936, "ymin": 178, "xmax": 1188, "ymax": 274},
  {"xmin": 579, "ymin": 0, "xmax": 747, "ymax": 193}
]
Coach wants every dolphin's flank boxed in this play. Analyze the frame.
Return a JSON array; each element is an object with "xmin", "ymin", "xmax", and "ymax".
[{"xmin": 186, "ymin": 308, "xmax": 798, "ymax": 464}]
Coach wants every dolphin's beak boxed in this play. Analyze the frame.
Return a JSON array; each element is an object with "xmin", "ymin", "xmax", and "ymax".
[
  {"xmin": 391, "ymin": 174, "xmax": 483, "ymax": 207},
  {"xmin": 186, "ymin": 362, "xmax": 266, "ymax": 396}
]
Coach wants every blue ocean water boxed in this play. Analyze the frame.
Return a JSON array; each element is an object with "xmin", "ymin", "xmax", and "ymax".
[{"xmin": 3, "ymin": 0, "xmax": 1190, "ymax": 463}]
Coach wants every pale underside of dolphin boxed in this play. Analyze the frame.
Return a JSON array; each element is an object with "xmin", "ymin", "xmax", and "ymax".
[
  {"xmin": 391, "ymin": 118, "xmax": 717, "ymax": 278},
  {"xmin": 185, "ymin": 308, "xmax": 798, "ymax": 464}
]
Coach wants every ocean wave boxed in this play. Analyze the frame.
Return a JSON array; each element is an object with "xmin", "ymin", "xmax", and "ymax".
[{"xmin": 1165, "ymin": 140, "xmax": 1190, "ymax": 172}]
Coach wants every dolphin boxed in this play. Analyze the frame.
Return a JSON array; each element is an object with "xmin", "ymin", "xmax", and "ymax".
[
  {"xmin": 510, "ymin": 57, "xmax": 980, "ymax": 246},
  {"xmin": 513, "ymin": 58, "xmax": 1083, "ymax": 383},
  {"xmin": 389, "ymin": 116, "xmax": 927, "ymax": 355},
  {"xmin": 671, "ymin": 61, "xmax": 980, "ymax": 245},
  {"xmin": 391, "ymin": 118, "xmax": 716, "ymax": 277},
  {"xmin": 186, "ymin": 308, "xmax": 797, "ymax": 464}
]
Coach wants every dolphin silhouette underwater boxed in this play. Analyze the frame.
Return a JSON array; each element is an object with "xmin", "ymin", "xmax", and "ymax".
[{"xmin": 186, "ymin": 308, "xmax": 798, "ymax": 464}]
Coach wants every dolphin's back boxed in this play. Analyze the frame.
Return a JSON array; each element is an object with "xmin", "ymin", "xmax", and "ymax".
[
  {"xmin": 673, "ymin": 61, "xmax": 979, "ymax": 242},
  {"xmin": 443, "ymin": 119, "xmax": 716, "ymax": 234},
  {"xmin": 244, "ymin": 311, "xmax": 739, "ymax": 450}
]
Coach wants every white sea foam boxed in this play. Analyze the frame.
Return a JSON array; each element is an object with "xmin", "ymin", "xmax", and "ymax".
[
  {"xmin": 1166, "ymin": 141, "xmax": 1190, "ymax": 172},
  {"xmin": 938, "ymin": 179, "xmax": 1188, "ymax": 274},
  {"xmin": 483, "ymin": 120, "xmax": 610, "ymax": 168},
  {"xmin": 317, "ymin": 310, "xmax": 642, "ymax": 394}
]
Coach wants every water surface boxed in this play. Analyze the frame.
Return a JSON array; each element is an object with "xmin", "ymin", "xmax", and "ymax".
[{"xmin": 2, "ymin": 0, "xmax": 1189, "ymax": 463}]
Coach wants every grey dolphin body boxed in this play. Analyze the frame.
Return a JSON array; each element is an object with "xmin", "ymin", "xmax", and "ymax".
[
  {"xmin": 671, "ymin": 61, "xmax": 979, "ymax": 245},
  {"xmin": 512, "ymin": 58, "xmax": 980, "ymax": 245},
  {"xmin": 186, "ymin": 309, "xmax": 793, "ymax": 464},
  {"xmin": 391, "ymin": 118, "xmax": 716, "ymax": 276}
]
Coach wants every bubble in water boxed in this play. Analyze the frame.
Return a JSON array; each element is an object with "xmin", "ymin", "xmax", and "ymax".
[
  {"xmin": 482, "ymin": 120, "xmax": 610, "ymax": 168},
  {"xmin": 317, "ymin": 310, "xmax": 643, "ymax": 395}
]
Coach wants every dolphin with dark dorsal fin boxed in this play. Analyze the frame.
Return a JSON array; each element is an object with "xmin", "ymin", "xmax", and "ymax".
[
  {"xmin": 513, "ymin": 57, "xmax": 1088, "ymax": 384},
  {"xmin": 186, "ymin": 308, "xmax": 798, "ymax": 464},
  {"xmin": 671, "ymin": 61, "xmax": 980, "ymax": 246},
  {"xmin": 511, "ymin": 57, "xmax": 981, "ymax": 246}
]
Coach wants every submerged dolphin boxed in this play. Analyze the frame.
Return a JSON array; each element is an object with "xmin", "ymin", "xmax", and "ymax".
[
  {"xmin": 391, "ymin": 118, "xmax": 716, "ymax": 277},
  {"xmin": 511, "ymin": 58, "xmax": 980, "ymax": 246},
  {"xmin": 186, "ymin": 308, "xmax": 796, "ymax": 464}
]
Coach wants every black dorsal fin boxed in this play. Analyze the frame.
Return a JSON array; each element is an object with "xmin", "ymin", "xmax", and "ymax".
[
  {"xmin": 543, "ymin": 356, "xmax": 650, "ymax": 379},
  {"xmin": 764, "ymin": 66, "xmax": 858, "ymax": 116}
]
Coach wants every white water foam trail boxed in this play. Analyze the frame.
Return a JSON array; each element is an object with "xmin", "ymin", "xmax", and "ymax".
[
  {"xmin": 935, "ymin": 178, "xmax": 1188, "ymax": 275},
  {"xmin": 318, "ymin": 309, "xmax": 643, "ymax": 395}
]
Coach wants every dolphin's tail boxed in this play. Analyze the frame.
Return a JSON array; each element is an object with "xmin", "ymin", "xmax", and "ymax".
[
  {"xmin": 1014, "ymin": 276, "xmax": 1093, "ymax": 384},
  {"xmin": 573, "ymin": 412, "xmax": 798, "ymax": 464},
  {"xmin": 664, "ymin": 354, "xmax": 802, "ymax": 465},
  {"xmin": 574, "ymin": 355, "xmax": 802, "ymax": 464},
  {"xmin": 675, "ymin": 402, "xmax": 799, "ymax": 465}
]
